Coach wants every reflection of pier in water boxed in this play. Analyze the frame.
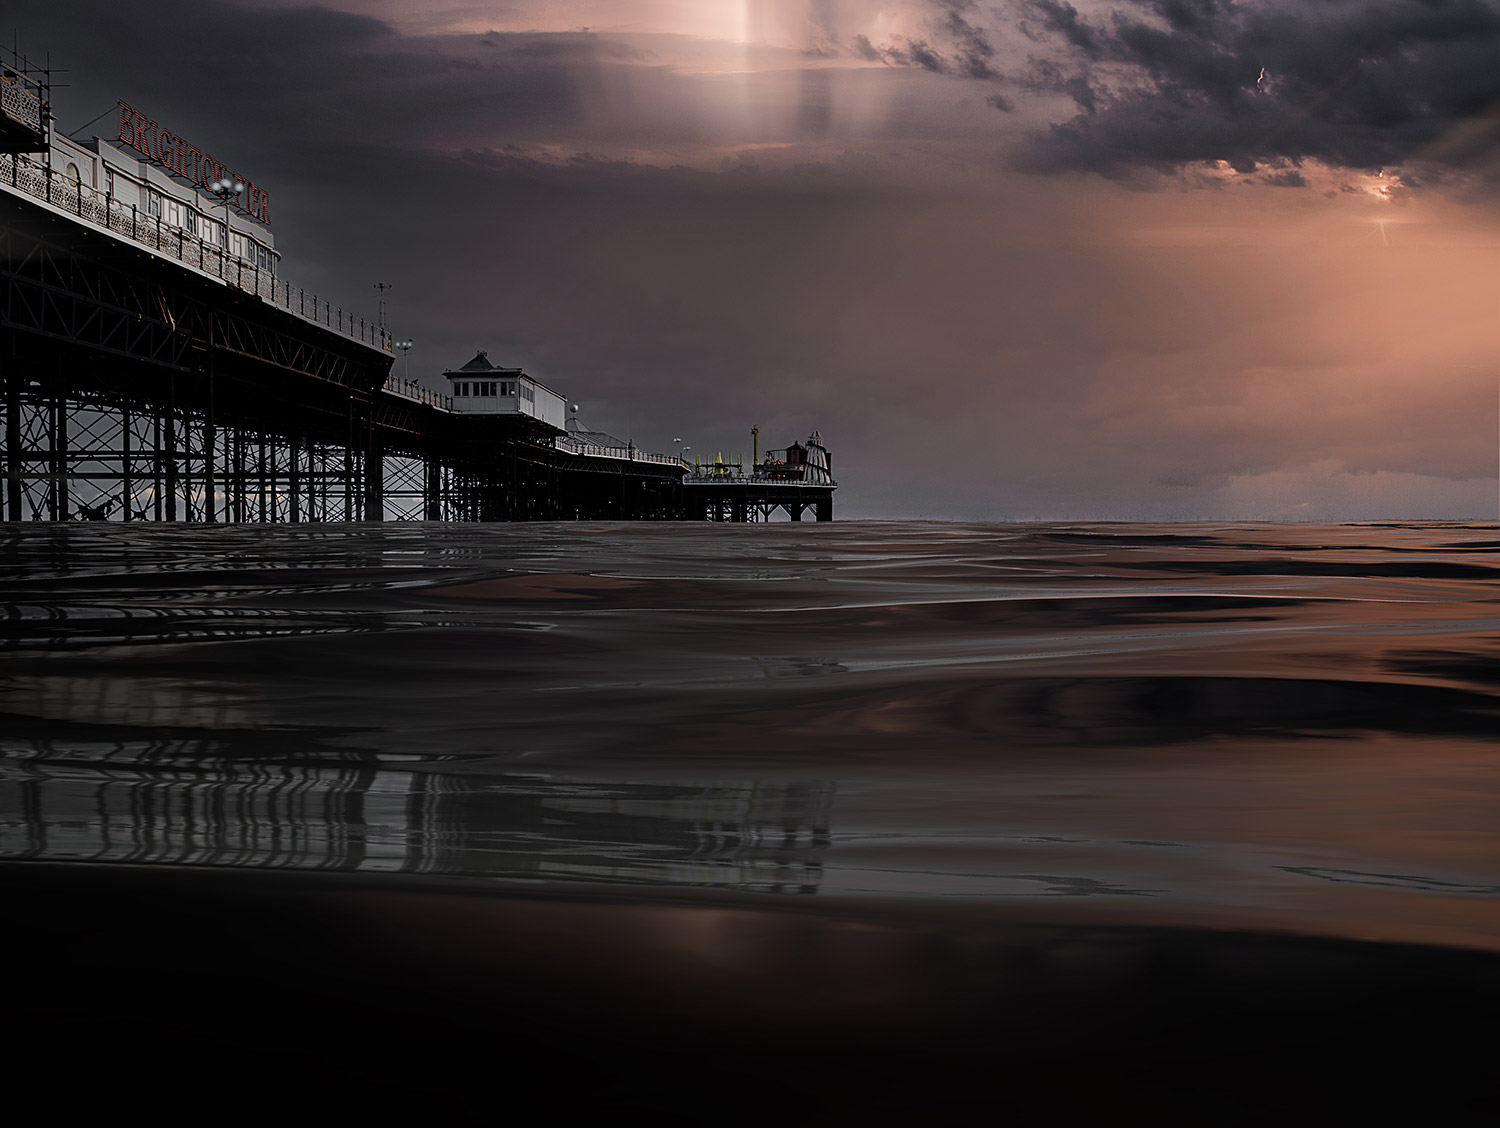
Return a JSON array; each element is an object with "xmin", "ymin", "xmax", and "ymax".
[{"xmin": 0, "ymin": 745, "xmax": 833, "ymax": 893}]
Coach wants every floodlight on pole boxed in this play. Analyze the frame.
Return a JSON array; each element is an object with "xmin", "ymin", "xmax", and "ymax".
[{"xmin": 208, "ymin": 177, "xmax": 245, "ymax": 261}]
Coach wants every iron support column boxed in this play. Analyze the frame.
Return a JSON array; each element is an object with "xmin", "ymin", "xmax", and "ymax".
[
  {"xmin": 363, "ymin": 405, "xmax": 382, "ymax": 521},
  {"xmin": 425, "ymin": 456, "xmax": 442, "ymax": 521},
  {"xmin": 164, "ymin": 378, "xmax": 177, "ymax": 522},
  {"xmin": 204, "ymin": 367, "xmax": 216, "ymax": 523},
  {"xmin": 3, "ymin": 345, "xmax": 18, "ymax": 520},
  {"xmin": 121, "ymin": 403, "xmax": 132, "ymax": 520},
  {"xmin": 51, "ymin": 393, "xmax": 67, "ymax": 522}
]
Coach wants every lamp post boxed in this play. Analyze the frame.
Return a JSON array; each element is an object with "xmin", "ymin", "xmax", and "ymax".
[
  {"xmin": 208, "ymin": 176, "xmax": 244, "ymax": 276},
  {"xmin": 395, "ymin": 339, "xmax": 413, "ymax": 383},
  {"xmin": 673, "ymin": 437, "xmax": 682, "ymax": 465}
]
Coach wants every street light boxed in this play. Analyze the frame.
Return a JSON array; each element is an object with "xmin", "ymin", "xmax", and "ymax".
[
  {"xmin": 208, "ymin": 176, "xmax": 245, "ymax": 272},
  {"xmin": 395, "ymin": 339, "xmax": 413, "ymax": 382}
]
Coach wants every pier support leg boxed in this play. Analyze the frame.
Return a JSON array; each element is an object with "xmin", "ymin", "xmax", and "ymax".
[
  {"xmin": 363, "ymin": 441, "xmax": 383, "ymax": 522},
  {"xmin": 152, "ymin": 411, "xmax": 164, "ymax": 522},
  {"xmin": 231, "ymin": 425, "xmax": 245, "ymax": 523},
  {"xmin": 815, "ymin": 498, "xmax": 832, "ymax": 522},
  {"xmin": 204, "ymin": 370, "xmax": 216, "ymax": 523},
  {"xmin": 4, "ymin": 348, "xmax": 19, "ymax": 521},
  {"xmin": 257, "ymin": 433, "xmax": 268, "ymax": 522},
  {"xmin": 121, "ymin": 403, "xmax": 133, "ymax": 520},
  {"xmin": 289, "ymin": 436, "xmax": 302, "ymax": 523},
  {"xmin": 164, "ymin": 381, "xmax": 177, "ymax": 522},
  {"xmin": 52, "ymin": 393, "xmax": 68, "ymax": 523},
  {"xmin": 425, "ymin": 457, "xmax": 442, "ymax": 521}
]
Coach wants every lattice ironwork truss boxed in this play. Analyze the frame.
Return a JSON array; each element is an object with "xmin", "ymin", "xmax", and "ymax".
[
  {"xmin": 0, "ymin": 204, "xmax": 387, "ymax": 389},
  {"xmin": 1, "ymin": 382, "xmax": 369, "ymax": 523}
]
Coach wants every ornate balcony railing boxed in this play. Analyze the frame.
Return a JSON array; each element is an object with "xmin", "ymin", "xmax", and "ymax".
[
  {"xmin": 0, "ymin": 150, "xmax": 390, "ymax": 352},
  {"xmin": 1, "ymin": 76, "xmax": 43, "ymax": 133}
]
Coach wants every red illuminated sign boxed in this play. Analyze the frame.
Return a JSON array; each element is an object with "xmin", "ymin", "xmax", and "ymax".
[{"xmin": 116, "ymin": 100, "xmax": 270, "ymax": 226}]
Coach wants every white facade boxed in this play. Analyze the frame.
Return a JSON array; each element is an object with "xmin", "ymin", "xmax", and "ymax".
[
  {"xmin": 529, "ymin": 378, "xmax": 567, "ymax": 429},
  {"xmin": 45, "ymin": 125, "xmax": 279, "ymax": 277}
]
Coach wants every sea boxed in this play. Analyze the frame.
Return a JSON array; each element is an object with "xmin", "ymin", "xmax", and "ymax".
[{"xmin": 4, "ymin": 519, "xmax": 1499, "ymax": 1122}]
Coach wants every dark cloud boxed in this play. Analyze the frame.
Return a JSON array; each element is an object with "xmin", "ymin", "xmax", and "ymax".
[
  {"xmin": 25, "ymin": 1, "xmax": 625, "ymax": 162},
  {"xmin": 1013, "ymin": 0, "xmax": 1500, "ymax": 180},
  {"xmin": 1024, "ymin": 0, "xmax": 1105, "ymax": 60},
  {"xmin": 1063, "ymin": 74, "xmax": 1099, "ymax": 115},
  {"xmin": 862, "ymin": 38, "xmax": 960, "ymax": 79},
  {"xmin": 944, "ymin": 10, "xmax": 1000, "ymax": 78},
  {"xmin": 1260, "ymin": 167, "xmax": 1307, "ymax": 187},
  {"xmin": 1017, "ymin": 56, "xmax": 1099, "ymax": 115},
  {"xmin": 846, "ymin": 2, "xmax": 1004, "ymax": 83}
]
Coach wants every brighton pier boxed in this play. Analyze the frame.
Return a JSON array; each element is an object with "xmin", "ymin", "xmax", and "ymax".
[{"xmin": 0, "ymin": 51, "xmax": 835, "ymax": 524}]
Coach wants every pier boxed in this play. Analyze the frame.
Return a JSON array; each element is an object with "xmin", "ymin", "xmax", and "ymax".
[{"xmin": 0, "ymin": 50, "xmax": 835, "ymax": 523}]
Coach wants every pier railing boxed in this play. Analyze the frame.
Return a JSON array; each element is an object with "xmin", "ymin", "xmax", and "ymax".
[
  {"xmin": 684, "ymin": 471, "xmax": 837, "ymax": 487},
  {"xmin": 382, "ymin": 376, "xmax": 453, "ymax": 411},
  {"xmin": 0, "ymin": 150, "xmax": 390, "ymax": 353},
  {"xmin": 555, "ymin": 435, "xmax": 682, "ymax": 466}
]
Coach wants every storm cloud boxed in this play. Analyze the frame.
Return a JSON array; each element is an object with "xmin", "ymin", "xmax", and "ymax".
[
  {"xmin": 1014, "ymin": 0, "xmax": 1500, "ymax": 180},
  {"xmin": 9, "ymin": 1, "xmax": 1499, "ymax": 520}
]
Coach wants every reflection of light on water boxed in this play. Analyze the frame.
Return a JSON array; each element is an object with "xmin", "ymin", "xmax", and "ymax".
[
  {"xmin": 1280, "ymin": 866, "xmax": 1500, "ymax": 895},
  {"xmin": 0, "ymin": 749, "xmax": 833, "ymax": 894}
]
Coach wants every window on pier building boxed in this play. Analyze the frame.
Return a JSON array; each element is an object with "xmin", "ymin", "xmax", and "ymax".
[
  {"xmin": 455, "ymin": 380, "xmax": 503, "ymax": 397},
  {"xmin": 146, "ymin": 189, "xmax": 162, "ymax": 218},
  {"xmin": 163, "ymin": 198, "xmax": 192, "ymax": 230}
]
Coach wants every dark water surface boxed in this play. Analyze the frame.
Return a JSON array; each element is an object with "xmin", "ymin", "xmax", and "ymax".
[{"xmin": 5, "ymin": 520, "xmax": 1500, "ymax": 1121}]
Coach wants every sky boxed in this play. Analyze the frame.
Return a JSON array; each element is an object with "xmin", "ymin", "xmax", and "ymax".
[{"xmin": 14, "ymin": 0, "xmax": 1500, "ymax": 519}]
